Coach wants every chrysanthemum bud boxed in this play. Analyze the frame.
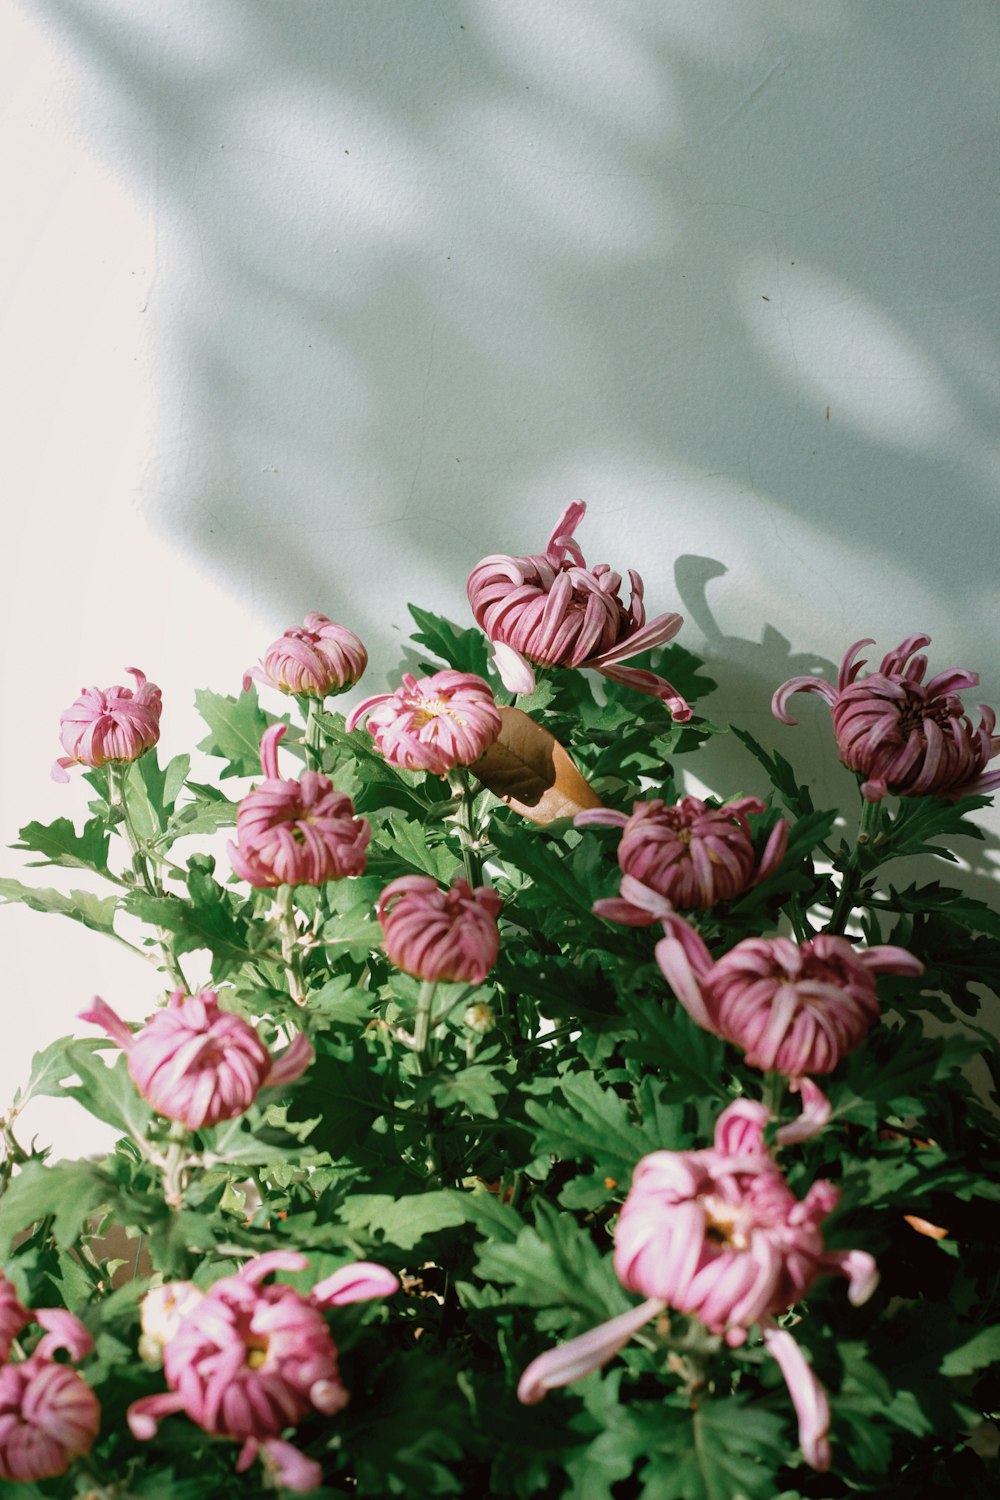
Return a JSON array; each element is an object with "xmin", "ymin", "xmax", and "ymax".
[
  {"xmin": 244, "ymin": 613, "xmax": 367, "ymax": 699},
  {"xmin": 79, "ymin": 991, "xmax": 314, "ymax": 1131},
  {"xmin": 467, "ymin": 501, "xmax": 690, "ymax": 717},
  {"xmin": 229, "ymin": 724, "xmax": 371, "ymax": 888},
  {"xmin": 378, "ymin": 876, "xmax": 502, "ymax": 984},
  {"xmin": 346, "ymin": 670, "xmax": 502, "ymax": 775},
  {"xmin": 53, "ymin": 668, "xmax": 162, "ymax": 782},
  {"xmin": 773, "ymin": 634, "xmax": 1000, "ymax": 801}
]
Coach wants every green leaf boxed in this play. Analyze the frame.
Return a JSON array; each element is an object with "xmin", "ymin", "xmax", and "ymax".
[
  {"xmin": 374, "ymin": 814, "xmax": 461, "ymax": 883},
  {"xmin": 882, "ymin": 794, "xmax": 989, "ymax": 862},
  {"xmin": 123, "ymin": 887, "xmax": 255, "ymax": 980},
  {"xmin": 55, "ymin": 1042, "xmax": 155, "ymax": 1140},
  {"xmin": 0, "ymin": 1158, "xmax": 113, "ymax": 1255},
  {"xmin": 12, "ymin": 816, "xmax": 111, "ymax": 875},
  {"xmin": 341, "ymin": 1191, "xmax": 470, "ymax": 1251},
  {"xmin": 939, "ymin": 1324, "xmax": 1000, "ymax": 1376},
  {"xmin": 491, "ymin": 823, "xmax": 594, "ymax": 915},
  {"xmin": 639, "ymin": 1398, "xmax": 786, "ymax": 1500},
  {"xmin": 431, "ymin": 1063, "xmax": 508, "ymax": 1120},
  {"xmin": 11, "ymin": 1035, "xmax": 82, "ymax": 1111},
  {"xmin": 475, "ymin": 1200, "xmax": 627, "ymax": 1325},
  {"xmin": 408, "ymin": 604, "xmax": 491, "ymax": 677},
  {"xmin": 0, "ymin": 877, "xmax": 120, "ymax": 937},
  {"xmin": 161, "ymin": 781, "xmax": 238, "ymax": 844},
  {"xmin": 195, "ymin": 686, "xmax": 271, "ymax": 778},
  {"xmin": 525, "ymin": 1073, "xmax": 661, "ymax": 1181},
  {"xmin": 730, "ymin": 727, "xmax": 816, "ymax": 819}
]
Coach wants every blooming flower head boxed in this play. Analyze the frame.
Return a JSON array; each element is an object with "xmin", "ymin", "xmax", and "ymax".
[
  {"xmin": 0, "ymin": 1309, "xmax": 100, "ymax": 1482},
  {"xmin": 773, "ymin": 634, "xmax": 1000, "ymax": 802},
  {"xmin": 0, "ymin": 1274, "xmax": 30, "ymax": 1363},
  {"xmin": 127, "ymin": 1252, "xmax": 398, "ymax": 1493},
  {"xmin": 577, "ymin": 796, "xmax": 788, "ymax": 922},
  {"xmin": 378, "ymin": 875, "xmax": 502, "ymax": 984},
  {"xmin": 518, "ymin": 1100, "xmax": 879, "ymax": 1472},
  {"xmin": 52, "ymin": 667, "xmax": 162, "ymax": 782},
  {"xmin": 244, "ymin": 613, "xmax": 368, "ymax": 699},
  {"xmin": 346, "ymin": 670, "xmax": 502, "ymax": 775},
  {"xmin": 656, "ymin": 917, "xmax": 922, "ymax": 1080},
  {"xmin": 229, "ymin": 723, "xmax": 371, "ymax": 887},
  {"xmin": 466, "ymin": 501, "xmax": 691, "ymax": 719},
  {"xmin": 79, "ymin": 990, "xmax": 314, "ymax": 1132}
]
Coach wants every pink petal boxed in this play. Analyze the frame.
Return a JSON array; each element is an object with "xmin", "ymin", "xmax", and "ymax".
[
  {"xmin": 762, "ymin": 1323, "xmax": 832, "ymax": 1471},
  {"xmin": 312, "ymin": 1261, "xmax": 399, "ymax": 1307},
  {"xmin": 492, "ymin": 639, "xmax": 538, "ymax": 694},
  {"xmin": 517, "ymin": 1297, "xmax": 664, "ymax": 1404}
]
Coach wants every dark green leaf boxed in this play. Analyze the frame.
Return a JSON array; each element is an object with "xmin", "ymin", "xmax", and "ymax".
[{"xmin": 195, "ymin": 687, "xmax": 271, "ymax": 778}]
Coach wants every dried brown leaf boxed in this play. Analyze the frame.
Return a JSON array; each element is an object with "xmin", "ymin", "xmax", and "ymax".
[{"xmin": 472, "ymin": 707, "xmax": 602, "ymax": 825}]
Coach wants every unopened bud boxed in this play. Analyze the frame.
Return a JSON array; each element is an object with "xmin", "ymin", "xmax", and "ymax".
[{"xmin": 464, "ymin": 1002, "xmax": 495, "ymax": 1035}]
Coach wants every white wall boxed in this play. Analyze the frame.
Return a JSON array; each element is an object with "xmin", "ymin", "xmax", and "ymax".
[{"xmin": 3, "ymin": 0, "xmax": 999, "ymax": 1155}]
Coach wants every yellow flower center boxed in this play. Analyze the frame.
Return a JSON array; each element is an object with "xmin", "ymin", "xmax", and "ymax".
[{"xmin": 410, "ymin": 697, "xmax": 465, "ymax": 729}]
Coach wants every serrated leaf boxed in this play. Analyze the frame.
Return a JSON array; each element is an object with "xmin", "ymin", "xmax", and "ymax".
[
  {"xmin": 0, "ymin": 1158, "xmax": 113, "ymax": 1255},
  {"xmin": 408, "ymin": 603, "xmax": 491, "ymax": 677},
  {"xmin": 639, "ymin": 1398, "xmax": 786, "ymax": 1500},
  {"xmin": 12, "ymin": 816, "xmax": 112, "ymax": 874},
  {"xmin": 475, "ymin": 1201, "xmax": 627, "ymax": 1324},
  {"xmin": 55, "ymin": 1042, "xmax": 155, "ymax": 1140},
  {"xmin": 882, "ymin": 793, "xmax": 989, "ymax": 861},
  {"xmin": 525, "ymin": 1073, "xmax": 660, "ymax": 1181},
  {"xmin": 730, "ymin": 727, "xmax": 816, "ymax": 819},
  {"xmin": 123, "ymin": 889, "xmax": 254, "ymax": 979},
  {"xmin": 12, "ymin": 1035, "xmax": 82, "ymax": 1111},
  {"xmin": 341, "ymin": 1191, "xmax": 469, "ymax": 1251},
  {"xmin": 431, "ymin": 1064, "xmax": 508, "ymax": 1120},
  {"xmin": 490, "ymin": 823, "xmax": 594, "ymax": 915},
  {"xmin": 375, "ymin": 814, "xmax": 461, "ymax": 882},
  {"xmin": 939, "ymin": 1324, "xmax": 1000, "ymax": 1376},
  {"xmin": 0, "ymin": 877, "xmax": 120, "ymax": 936},
  {"xmin": 472, "ymin": 707, "xmax": 603, "ymax": 824},
  {"xmin": 195, "ymin": 686, "xmax": 271, "ymax": 778}
]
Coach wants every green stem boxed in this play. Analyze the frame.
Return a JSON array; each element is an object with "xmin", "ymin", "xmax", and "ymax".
[
  {"xmin": 278, "ymin": 884, "xmax": 308, "ymax": 1004},
  {"xmin": 304, "ymin": 698, "xmax": 325, "ymax": 773},
  {"xmin": 413, "ymin": 980, "xmax": 439, "ymax": 1073},
  {"xmin": 826, "ymin": 796, "xmax": 882, "ymax": 937},
  {"xmin": 110, "ymin": 766, "xmax": 189, "ymax": 990},
  {"xmin": 763, "ymin": 1071, "xmax": 785, "ymax": 1119},
  {"xmin": 447, "ymin": 767, "xmax": 485, "ymax": 888}
]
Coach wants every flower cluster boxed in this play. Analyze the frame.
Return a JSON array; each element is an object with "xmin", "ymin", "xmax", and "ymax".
[
  {"xmin": 128, "ymin": 1254, "xmax": 397, "ymax": 1492},
  {"xmin": 773, "ymin": 634, "xmax": 1000, "ymax": 802},
  {"xmin": 230, "ymin": 723, "xmax": 371, "ymax": 887},
  {"xmin": 53, "ymin": 667, "xmax": 162, "ymax": 782},
  {"xmin": 0, "ymin": 1286, "xmax": 100, "ymax": 1483},
  {"xmin": 518, "ymin": 1099, "xmax": 878, "ymax": 1471},
  {"xmin": 347, "ymin": 669, "xmax": 502, "ymax": 774},
  {"xmin": 467, "ymin": 500, "xmax": 691, "ymax": 718},
  {"xmin": 80, "ymin": 990, "xmax": 314, "ymax": 1131},
  {"xmin": 245, "ymin": 612, "xmax": 368, "ymax": 699},
  {"xmin": 577, "ymin": 795, "xmax": 788, "ymax": 920}
]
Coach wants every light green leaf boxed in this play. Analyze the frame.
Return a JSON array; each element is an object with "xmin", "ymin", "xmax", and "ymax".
[
  {"xmin": 341, "ymin": 1191, "xmax": 469, "ymax": 1251},
  {"xmin": 0, "ymin": 877, "xmax": 120, "ymax": 936},
  {"xmin": 12, "ymin": 816, "xmax": 112, "ymax": 875},
  {"xmin": 195, "ymin": 686, "xmax": 272, "ymax": 778}
]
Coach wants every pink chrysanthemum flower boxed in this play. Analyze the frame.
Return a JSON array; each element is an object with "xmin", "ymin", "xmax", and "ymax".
[
  {"xmin": 0, "ymin": 1309, "xmax": 100, "ymax": 1482},
  {"xmin": 244, "ymin": 613, "xmax": 368, "ymax": 699},
  {"xmin": 127, "ymin": 1252, "xmax": 398, "ymax": 1494},
  {"xmin": 576, "ymin": 796, "xmax": 788, "ymax": 922},
  {"xmin": 773, "ymin": 634, "xmax": 1000, "ymax": 802},
  {"xmin": 0, "ymin": 1274, "xmax": 30, "ymax": 1363},
  {"xmin": 346, "ymin": 670, "xmax": 502, "ymax": 775},
  {"xmin": 378, "ymin": 875, "xmax": 503, "ymax": 984},
  {"xmin": 52, "ymin": 667, "xmax": 162, "ymax": 783},
  {"xmin": 467, "ymin": 500, "xmax": 691, "ymax": 719},
  {"xmin": 656, "ymin": 917, "xmax": 922, "ymax": 1082},
  {"xmin": 229, "ymin": 724, "xmax": 371, "ymax": 887},
  {"xmin": 79, "ymin": 989, "xmax": 314, "ymax": 1132},
  {"xmin": 518, "ymin": 1099, "xmax": 879, "ymax": 1472}
]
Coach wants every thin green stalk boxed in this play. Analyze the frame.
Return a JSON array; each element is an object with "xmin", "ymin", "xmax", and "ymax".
[
  {"xmin": 413, "ymin": 980, "xmax": 439, "ymax": 1072},
  {"xmin": 278, "ymin": 884, "xmax": 308, "ymax": 1004},
  {"xmin": 826, "ymin": 796, "xmax": 882, "ymax": 937},
  {"xmin": 304, "ymin": 698, "xmax": 325, "ymax": 773},
  {"xmin": 110, "ymin": 766, "xmax": 189, "ymax": 989},
  {"xmin": 447, "ymin": 767, "xmax": 485, "ymax": 888}
]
